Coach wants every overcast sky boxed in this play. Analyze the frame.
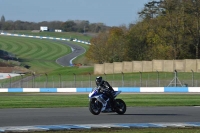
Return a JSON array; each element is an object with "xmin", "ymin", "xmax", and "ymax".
[{"xmin": 0, "ymin": 0, "xmax": 150, "ymax": 27}]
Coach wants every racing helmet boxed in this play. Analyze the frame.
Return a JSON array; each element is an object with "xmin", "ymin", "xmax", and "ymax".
[{"xmin": 96, "ymin": 76, "xmax": 103, "ymax": 86}]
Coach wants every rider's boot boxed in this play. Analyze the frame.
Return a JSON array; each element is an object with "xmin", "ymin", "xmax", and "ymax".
[{"xmin": 109, "ymin": 92, "xmax": 115, "ymax": 108}]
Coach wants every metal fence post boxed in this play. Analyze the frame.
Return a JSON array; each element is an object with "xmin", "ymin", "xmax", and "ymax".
[
  {"xmin": 73, "ymin": 73, "xmax": 76, "ymax": 87},
  {"xmin": 139, "ymin": 71, "xmax": 142, "ymax": 87},
  {"xmin": 191, "ymin": 70, "xmax": 194, "ymax": 87},
  {"xmin": 122, "ymin": 72, "xmax": 124, "ymax": 87},
  {"xmin": 32, "ymin": 73, "xmax": 35, "ymax": 88},
  {"xmin": 8, "ymin": 74, "xmax": 11, "ymax": 88},
  {"xmin": 174, "ymin": 70, "xmax": 177, "ymax": 87},
  {"xmin": 52, "ymin": 76, "xmax": 54, "ymax": 88},
  {"xmin": 59, "ymin": 74, "xmax": 61, "ymax": 88},
  {"xmin": 20, "ymin": 74, "xmax": 23, "ymax": 88},
  {"xmin": 104, "ymin": 73, "xmax": 106, "ymax": 80},
  {"xmin": 89, "ymin": 73, "xmax": 91, "ymax": 87},
  {"xmin": 45, "ymin": 73, "xmax": 48, "ymax": 88},
  {"xmin": 112, "ymin": 73, "xmax": 114, "ymax": 87},
  {"xmin": 156, "ymin": 70, "xmax": 159, "ymax": 87}
]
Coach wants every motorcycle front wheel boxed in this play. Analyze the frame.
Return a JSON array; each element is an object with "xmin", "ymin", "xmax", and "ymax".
[
  {"xmin": 114, "ymin": 99, "xmax": 126, "ymax": 115},
  {"xmin": 89, "ymin": 98, "xmax": 102, "ymax": 115}
]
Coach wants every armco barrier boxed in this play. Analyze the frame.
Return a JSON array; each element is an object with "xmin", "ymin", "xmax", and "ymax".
[
  {"xmin": 0, "ymin": 87, "xmax": 200, "ymax": 92},
  {"xmin": 0, "ymin": 32, "xmax": 90, "ymax": 44}
]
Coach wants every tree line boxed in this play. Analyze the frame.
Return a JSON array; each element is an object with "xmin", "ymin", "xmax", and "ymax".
[
  {"xmin": 0, "ymin": 16, "xmax": 109, "ymax": 33},
  {"xmin": 86, "ymin": 0, "xmax": 200, "ymax": 63}
]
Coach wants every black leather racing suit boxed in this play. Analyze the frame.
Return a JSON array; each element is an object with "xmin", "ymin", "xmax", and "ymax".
[{"xmin": 97, "ymin": 80, "xmax": 114, "ymax": 105}]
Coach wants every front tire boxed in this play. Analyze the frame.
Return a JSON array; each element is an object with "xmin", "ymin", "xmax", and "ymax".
[
  {"xmin": 114, "ymin": 99, "xmax": 126, "ymax": 115},
  {"xmin": 89, "ymin": 99, "xmax": 101, "ymax": 115}
]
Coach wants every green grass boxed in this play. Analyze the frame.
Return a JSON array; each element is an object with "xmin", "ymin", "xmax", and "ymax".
[
  {"xmin": 48, "ymin": 66, "xmax": 94, "ymax": 76},
  {"xmin": 0, "ymin": 93, "xmax": 200, "ymax": 108},
  {"xmin": 7, "ymin": 30, "xmax": 92, "ymax": 41},
  {"xmin": 0, "ymin": 36, "xmax": 70, "ymax": 73},
  {"xmin": 0, "ymin": 35, "xmax": 92, "ymax": 74}
]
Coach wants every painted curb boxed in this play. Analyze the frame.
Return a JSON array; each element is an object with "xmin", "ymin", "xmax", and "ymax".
[{"xmin": 1, "ymin": 122, "xmax": 200, "ymax": 132}]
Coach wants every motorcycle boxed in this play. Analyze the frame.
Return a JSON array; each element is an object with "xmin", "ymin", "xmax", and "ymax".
[{"xmin": 88, "ymin": 87, "xmax": 126, "ymax": 115}]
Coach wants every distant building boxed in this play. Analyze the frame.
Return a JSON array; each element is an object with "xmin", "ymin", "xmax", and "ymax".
[
  {"xmin": 55, "ymin": 29, "xmax": 62, "ymax": 32},
  {"xmin": 32, "ymin": 30, "xmax": 40, "ymax": 33},
  {"xmin": 40, "ymin": 26, "xmax": 48, "ymax": 31}
]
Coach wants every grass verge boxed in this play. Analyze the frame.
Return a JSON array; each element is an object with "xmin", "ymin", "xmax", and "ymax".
[
  {"xmin": 0, "ymin": 93, "xmax": 200, "ymax": 108},
  {"xmin": 0, "ymin": 36, "xmax": 71, "ymax": 73}
]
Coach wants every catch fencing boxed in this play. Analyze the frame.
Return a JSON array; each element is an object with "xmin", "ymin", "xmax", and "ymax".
[{"xmin": 0, "ymin": 71, "xmax": 200, "ymax": 88}]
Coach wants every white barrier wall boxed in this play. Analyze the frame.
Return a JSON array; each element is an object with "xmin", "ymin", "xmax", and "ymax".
[{"xmin": 0, "ymin": 73, "xmax": 22, "ymax": 79}]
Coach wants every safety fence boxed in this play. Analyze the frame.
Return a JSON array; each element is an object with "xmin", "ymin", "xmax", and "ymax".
[{"xmin": 0, "ymin": 71, "xmax": 200, "ymax": 88}]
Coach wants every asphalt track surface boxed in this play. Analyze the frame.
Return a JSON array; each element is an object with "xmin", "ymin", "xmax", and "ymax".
[
  {"xmin": 0, "ymin": 106, "xmax": 200, "ymax": 127},
  {"xmin": 55, "ymin": 41, "xmax": 86, "ymax": 66}
]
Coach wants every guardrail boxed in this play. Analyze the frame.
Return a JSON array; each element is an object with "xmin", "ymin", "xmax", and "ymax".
[{"xmin": 0, "ymin": 32, "xmax": 91, "ymax": 44}]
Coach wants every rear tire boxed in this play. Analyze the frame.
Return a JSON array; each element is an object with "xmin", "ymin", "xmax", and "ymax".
[
  {"xmin": 114, "ymin": 99, "xmax": 126, "ymax": 115},
  {"xmin": 89, "ymin": 99, "xmax": 101, "ymax": 115}
]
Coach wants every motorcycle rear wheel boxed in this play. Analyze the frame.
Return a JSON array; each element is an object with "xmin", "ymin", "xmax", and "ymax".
[
  {"xmin": 114, "ymin": 99, "xmax": 126, "ymax": 115},
  {"xmin": 89, "ymin": 99, "xmax": 101, "ymax": 115}
]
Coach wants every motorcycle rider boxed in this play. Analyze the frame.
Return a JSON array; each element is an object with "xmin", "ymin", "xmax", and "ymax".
[{"xmin": 95, "ymin": 76, "xmax": 115, "ymax": 111}]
